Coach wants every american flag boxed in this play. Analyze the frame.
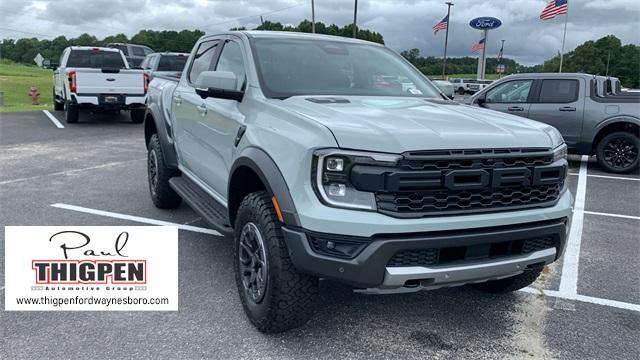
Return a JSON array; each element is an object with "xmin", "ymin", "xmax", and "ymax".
[
  {"xmin": 470, "ymin": 38, "xmax": 485, "ymax": 53},
  {"xmin": 432, "ymin": 14, "xmax": 449, "ymax": 35},
  {"xmin": 540, "ymin": 0, "xmax": 568, "ymax": 20}
]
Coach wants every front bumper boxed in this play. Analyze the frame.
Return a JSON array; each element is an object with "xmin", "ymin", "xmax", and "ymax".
[{"xmin": 282, "ymin": 217, "xmax": 568, "ymax": 289}]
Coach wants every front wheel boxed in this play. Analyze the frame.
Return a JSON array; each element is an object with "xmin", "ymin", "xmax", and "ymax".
[
  {"xmin": 65, "ymin": 101, "xmax": 79, "ymax": 123},
  {"xmin": 234, "ymin": 191, "xmax": 318, "ymax": 333},
  {"xmin": 130, "ymin": 108, "xmax": 145, "ymax": 124},
  {"xmin": 596, "ymin": 131, "xmax": 639, "ymax": 173}
]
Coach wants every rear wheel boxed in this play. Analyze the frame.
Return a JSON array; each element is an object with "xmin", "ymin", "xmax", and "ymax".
[
  {"xmin": 469, "ymin": 267, "xmax": 543, "ymax": 294},
  {"xmin": 596, "ymin": 131, "xmax": 639, "ymax": 173},
  {"xmin": 234, "ymin": 191, "xmax": 318, "ymax": 333},
  {"xmin": 147, "ymin": 134, "xmax": 181, "ymax": 208},
  {"xmin": 131, "ymin": 108, "xmax": 145, "ymax": 124},
  {"xmin": 64, "ymin": 101, "xmax": 79, "ymax": 123},
  {"xmin": 457, "ymin": 87, "xmax": 465, "ymax": 95}
]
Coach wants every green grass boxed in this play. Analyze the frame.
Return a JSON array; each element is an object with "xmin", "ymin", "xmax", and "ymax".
[{"xmin": 0, "ymin": 62, "xmax": 54, "ymax": 113}]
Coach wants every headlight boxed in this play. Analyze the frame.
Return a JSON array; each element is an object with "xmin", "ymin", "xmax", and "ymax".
[
  {"xmin": 553, "ymin": 143, "xmax": 568, "ymax": 162},
  {"xmin": 312, "ymin": 149, "xmax": 401, "ymax": 211},
  {"xmin": 544, "ymin": 126, "xmax": 565, "ymax": 149}
]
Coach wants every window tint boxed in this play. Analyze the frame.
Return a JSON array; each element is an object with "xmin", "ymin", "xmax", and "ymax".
[
  {"xmin": 131, "ymin": 46, "xmax": 146, "ymax": 56},
  {"xmin": 157, "ymin": 55, "xmax": 188, "ymax": 72},
  {"xmin": 189, "ymin": 40, "xmax": 219, "ymax": 83},
  {"xmin": 539, "ymin": 79, "xmax": 579, "ymax": 103},
  {"xmin": 66, "ymin": 50, "xmax": 126, "ymax": 68},
  {"xmin": 215, "ymin": 41, "xmax": 245, "ymax": 90},
  {"xmin": 486, "ymin": 79, "xmax": 533, "ymax": 103}
]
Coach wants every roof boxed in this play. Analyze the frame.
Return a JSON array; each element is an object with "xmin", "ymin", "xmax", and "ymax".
[
  {"xmin": 212, "ymin": 30, "xmax": 383, "ymax": 46},
  {"xmin": 502, "ymin": 72, "xmax": 597, "ymax": 79}
]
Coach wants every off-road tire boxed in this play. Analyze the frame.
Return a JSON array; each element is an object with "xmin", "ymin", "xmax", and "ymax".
[
  {"xmin": 596, "ymin": 131, "xmax": 639, "ymax": 174},
  {"xmin": 147, "ymin": 134, "xmax": 181, "ymax": 208},
  {"xmin": 65, "ymin": 101, "xmax": 79, "ymax": 123},
  {"xmin": 53, "ymin": 89, "xmax": 64, "ymax": 111},
  {"xmin": 234, "ymin": 191, "xmax": 318, "ymax": 333},
  {"xmin": 131, "ymin": 108, "xmax": 145, "ymax": 124},
  {"xmin": 469, "ymin": 267, "xmax": 543, "ymax": 294},
  {"xmin": 457, "ymin": 87, "xmax": 465, "ymax": 95}
]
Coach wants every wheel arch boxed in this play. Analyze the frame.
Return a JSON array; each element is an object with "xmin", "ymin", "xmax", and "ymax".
[
  {"xmin": 591, "ymin": 117, "xmax": 640, "ymax": 153},
  {"xmin": 144, "ymin": 109, "xmax": 178, "ymax": 169},
  {"xmin": 228, "ymin": 147, "xmax": 300, "ymax": 228}
]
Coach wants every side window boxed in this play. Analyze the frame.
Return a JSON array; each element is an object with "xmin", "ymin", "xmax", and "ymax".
[
  {"xmin": 188, "ymin": 40, "xmax": 219, "ymax": 84},
  {"xmin": 539, "ymin": 79, "xmax": 579, "ymax": 103},
  {"xmin": 215, "ymin": 40, "xmax": 246, "ymax": 90},
  {"xmin": 486, "ymin": 80, "xmax": 533, "ymax": 103},
  {"xmin": 143, "ymin": 47, "xmax": 153, "ymax": 56},
  {"xmin": 131, "ymin": 46, "xmax": 146, "ymax": 57},
  {"xmin": 114, "ymin": 45, "xmax": 128, "ymax": 56}
]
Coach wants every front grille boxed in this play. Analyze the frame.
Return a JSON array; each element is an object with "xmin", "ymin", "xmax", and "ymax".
[
  {"xmin": 387, "ymin": 236, "xmax": 556, "ymax": 267},
  {"xmin": 377, "ymin": 183, "xmax": 562, "ymax": 214},
  {"xmin": 352, "ymin": 148, "xmax": 566, "ymax": 218}
]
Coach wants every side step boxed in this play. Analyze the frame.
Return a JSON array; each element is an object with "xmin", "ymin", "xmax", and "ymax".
[{"xmin": 169, "ymin": 176, "xmax": 233, "ymax": 235}]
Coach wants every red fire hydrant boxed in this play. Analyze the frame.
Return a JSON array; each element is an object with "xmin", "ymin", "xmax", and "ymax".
[{"xmin": 28, "ymin": 87, "xmax": 40, "ymax": 105}]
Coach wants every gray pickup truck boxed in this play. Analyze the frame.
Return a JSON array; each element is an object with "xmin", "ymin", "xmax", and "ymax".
[
  {"xmin": 144, "ymin": 31, "xmax": 572, "ymax": 333},
  {"xmin": 469, "ymin": 73, "xmax": 640, "ymax": 173}
]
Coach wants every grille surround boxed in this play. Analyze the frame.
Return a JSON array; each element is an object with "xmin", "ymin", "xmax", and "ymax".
[{"xmin": 349, "ymin": 148, "xmax": 566, "ymax": 218}]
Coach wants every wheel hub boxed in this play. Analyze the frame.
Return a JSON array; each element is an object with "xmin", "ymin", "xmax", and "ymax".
[{"xmin": 239, "ymin": 222, "xmax": 268, "ymax": 303}]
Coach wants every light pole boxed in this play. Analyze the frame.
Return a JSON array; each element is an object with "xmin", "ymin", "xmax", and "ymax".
[
  {"xmin": 311, "ymin": 0, "xmax": 316, "ymax": 33},
  {"xmin": 441, "ymin": 2, "xmax": 454, "ymax": 79},
  {"xmin": 352, "ymin": 0, "xmax": 358, "ymax": 38}
]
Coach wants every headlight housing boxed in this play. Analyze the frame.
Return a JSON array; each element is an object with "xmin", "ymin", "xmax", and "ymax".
[
  {"xmin": 553, "ymin": 143, "xmax": 568, "ymax": 162},
  {"xmin": 312, "ymin": 149, "xmax": 401, "ymax": 210},
  {"xmin": 544, "ymin": 126, "xmax": 565, "ymax": 149}
]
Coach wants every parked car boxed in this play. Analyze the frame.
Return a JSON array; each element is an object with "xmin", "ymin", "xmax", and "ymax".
[
  {"xmin": 450, "ymin": 78, "xmax": 476, "ymax": 94},
  {"xmin": 53, "ymin": 46, "xmax": 147, "ymax": 123},
  {"xmin": 466, "ymin": 79, "xmax": 494, "ymax": 94},
  {"xmin": 107, "ymin": 43, "xmax": 154, "ymax": 67},
  {"xmin": 145, "ymin": 31, "xmax": 572, "ymax": 333},
  {"xmin": 140, "ymin": 52, "xmax": 189, "ymax": 80},
  {"xmin": 431, "ymin": 79, "xmax": 455, "ymax": 99},
  {"xmin": 469, "ymin": 73, "xmax": 640, "ymax": 173}
]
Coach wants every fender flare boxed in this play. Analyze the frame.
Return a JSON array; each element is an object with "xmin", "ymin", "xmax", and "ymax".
[
  {"xmin": 144, "ymin": 105, "xmax": 178, "ymax": 169},
  {"xmin": 228, "ymin": 147, "xmax": 300, "ymax": 227},
  {"xmin": 593, "ymin": 116, "xmax": 640, "ymax": 136}
]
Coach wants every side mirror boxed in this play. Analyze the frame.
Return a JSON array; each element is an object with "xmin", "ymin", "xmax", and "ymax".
[
  {"xmin": 194, "ymin": 71, "xmax": 244, "ymax": 102},
  {"xmin": 476, "ymin": 95, "xmax": 486, "ymax": 107}
]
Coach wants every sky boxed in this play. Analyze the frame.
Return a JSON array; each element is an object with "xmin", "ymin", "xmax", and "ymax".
[{"xmin": 1, "ymin": 0, "xmax": 639, "ymax": 65}]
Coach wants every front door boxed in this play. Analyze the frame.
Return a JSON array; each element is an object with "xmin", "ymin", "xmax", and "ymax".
[{"xmin": 483, "ymin": 79, "xmax": 534, "ymax": 117}]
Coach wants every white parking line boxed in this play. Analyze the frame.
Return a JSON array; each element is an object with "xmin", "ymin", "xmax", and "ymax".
[
  {"xmin": 569, "ymin": 173, "xmax": 640, "ymax": 182},
  {"xmin": 559, "ymin": 155, "xmax": 588, "ymax": 296},
  {"xmin": 584, "ymin": 211, "xmax": 640, "ymax": 221},
  {"xmin": 520, "ymin": 287, "xmax": 640, "ymax": 312},
  {"xmin": 43, "ymin": 110, "xmax": 64, "ymax": 129},
  {"xmin": 50, "ymin": 203, "xmax": 222, "ymax": 236}
]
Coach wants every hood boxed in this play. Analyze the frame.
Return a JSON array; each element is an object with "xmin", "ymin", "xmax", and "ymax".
[{"xmin": 274, "ymin": 96, "xmax": 554, "ymax": 153}]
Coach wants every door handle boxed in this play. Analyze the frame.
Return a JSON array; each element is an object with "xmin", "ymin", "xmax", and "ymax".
[
  {"xmin": 507, "ymin": 106, "xmax": 524, "ymax": 112},
  {"xmin": 197, "ymin": 103, "xmax": 207, "ymax": 116},
  {"xmin": 559, "ymin": 106, "xmax": 576, "ymax": 112},
  {"xmin": 173, "ymin": 95, "xmax": 182, "ymax": 106}
]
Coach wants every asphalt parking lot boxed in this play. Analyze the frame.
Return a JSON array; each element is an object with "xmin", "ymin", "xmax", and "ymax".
[{"xmin": 1, "ymin": 110, "xmax": 639, "ymax": 359}]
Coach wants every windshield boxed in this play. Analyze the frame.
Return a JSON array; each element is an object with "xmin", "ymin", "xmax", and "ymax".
[
  {"xmin": 67, "ymin": 50, "xmax": 126, "ymax": 69},
  {"xmin": 157, "ymin": 55, "xmax": 188, "ymax": 72},
  {"xmin": 250, "ymin": 38, "xmax": 441, "ymax": 99}
]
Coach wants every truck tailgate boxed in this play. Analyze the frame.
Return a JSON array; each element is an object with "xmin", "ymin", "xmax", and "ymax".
[{"xmin": 71, "ymin": 68, "xmax": 145, "ymax": 95}]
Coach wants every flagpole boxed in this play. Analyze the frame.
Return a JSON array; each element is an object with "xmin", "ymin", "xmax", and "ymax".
[
  {"xmin": 559, "ymin": 5, "xmax": 569, "ymax": 72},
  {"xmin": 441, "ymin": 2, "xmax": 454, "ymax": 79}
]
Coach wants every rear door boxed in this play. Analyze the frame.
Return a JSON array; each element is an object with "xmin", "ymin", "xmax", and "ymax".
[
  {"xmin": 483, "ymin": 78, "xmax": 534, "ymax": 117},
  {"xmin": 528, "ymin": 78, "xmax": 585, "ymax": 147}
]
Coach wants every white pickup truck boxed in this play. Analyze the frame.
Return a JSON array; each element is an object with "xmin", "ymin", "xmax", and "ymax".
[{"xmin": 53, "ymin": 46, "xmax": 147, "ymax": 123}]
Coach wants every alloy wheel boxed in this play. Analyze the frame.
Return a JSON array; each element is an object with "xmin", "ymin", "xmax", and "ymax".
[{"xmin": 239, "ymin": 222, "xmax": 268, "ymax": 304}]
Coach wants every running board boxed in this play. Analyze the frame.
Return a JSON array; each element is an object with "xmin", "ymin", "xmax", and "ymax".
[{"xmin": 169, "ymin": 176, "xmax": 233, "ymax": 235}]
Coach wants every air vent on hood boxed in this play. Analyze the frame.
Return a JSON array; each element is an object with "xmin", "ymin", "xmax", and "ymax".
[{"xmin": 305, "ymin": 97, "xmax": 350, "ymax": 104}]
